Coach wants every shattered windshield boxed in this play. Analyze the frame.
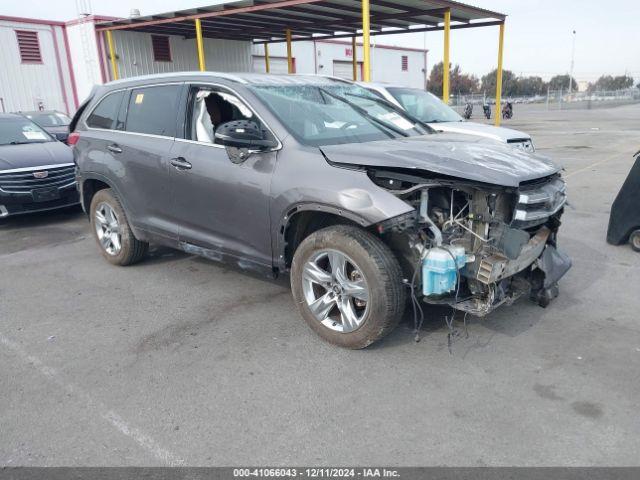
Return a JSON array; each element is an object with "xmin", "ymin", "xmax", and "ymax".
[
  {"xmin": 387, "ymin": 87, "xmax": 463, "ymax": 123},
  {"xmin": 250, "ymin": 83, "xmax": 428, "ymax": 146}
]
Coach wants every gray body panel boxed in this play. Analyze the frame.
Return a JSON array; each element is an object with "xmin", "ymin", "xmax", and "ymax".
[
  {"xmin": 321, "ymin": 133, "xmax": 559, "ymax": 187},
  {"xmin": 169, "ymin": 139, "xmax": 276, "ymax": 267}
]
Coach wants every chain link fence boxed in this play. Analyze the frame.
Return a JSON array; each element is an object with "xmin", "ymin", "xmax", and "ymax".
[{"xmin": 450, "ymin": 88, "xmax": 640, "ymax": 111}]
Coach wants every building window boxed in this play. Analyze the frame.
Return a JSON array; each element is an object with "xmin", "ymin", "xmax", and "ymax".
[
  {"xmin": 401, "ymin": 55, "xmax": 408, "ymax": 71},
  {"xmin": 151, "ymin": 35, "xmax": 172, "ymax": 62},
  {"xmin": 16, "ymin": 30, "xmax": 42, "ymax": 63}
]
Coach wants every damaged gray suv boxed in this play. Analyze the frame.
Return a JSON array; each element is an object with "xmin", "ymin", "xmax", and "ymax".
[{"xmin": 72, "ymin": 73, "xmax": 571, "ymax": 349}]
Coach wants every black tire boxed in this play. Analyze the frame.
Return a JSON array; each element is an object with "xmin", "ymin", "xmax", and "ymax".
[
  {"xmin": 290, "ymin": 225, "xmax": 405, "ymax": 349},
  {"xmin": 89, "ymin": 188, "xmax": 148, "ymax": 266},
  {"xmin": 630, "ymin": 230, "xmax": 640, "ymax": 252}
]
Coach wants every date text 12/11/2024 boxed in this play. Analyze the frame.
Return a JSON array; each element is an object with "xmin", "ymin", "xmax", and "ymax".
[{"xmin": 233, "ymin": 468, "xmax": 400, "ymax": 478}]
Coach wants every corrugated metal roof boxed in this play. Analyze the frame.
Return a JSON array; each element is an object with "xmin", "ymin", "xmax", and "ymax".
[{"xmin": 95, "ymin": 0, "xmax": 505, "ymax": 43}]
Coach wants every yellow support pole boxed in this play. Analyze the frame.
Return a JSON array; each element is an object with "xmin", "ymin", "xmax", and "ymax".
[
  {"xmin": 351, "ymin": 36, "xmax": 357, "ymax": 81},
  {"xmin": 195, "ymin": 18, "xmax": 206, "ymax": 72},
  {"xmin": 286, "ymin": 28, "xmax": 293, "ymax": 73},
  {"xmin": 361, "ymin": 0, "xmax": 371, "ymax": 82},
  {"xmin": 264, "ymin": 43, "xmax": 270, "ymax": 73},
  {"xmin": 442, "ymin": 9, "xmax": 450, "ymax": 103},
  {"xmin": 495, "ymin": 21, "xmax": 505, "ymax": 126},
  {"xmin": 105, "ymin": 30, "xmax": 119, "ymax": 81}
]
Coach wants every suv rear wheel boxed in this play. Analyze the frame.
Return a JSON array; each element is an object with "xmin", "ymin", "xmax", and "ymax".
[
  {"xmin": 290, "ymin": 225, "xmax": 405, "ymax": 349},
  {"xmin": 89, "ymin": 188, "xmax": 148, "ymax": 266},
  {"xmin": 630, "ymin": 229, "xmax": 640, "ymax": 252}
]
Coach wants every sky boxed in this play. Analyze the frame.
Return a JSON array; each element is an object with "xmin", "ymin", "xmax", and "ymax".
[{"xmin": 3, "ymin": 0, "xmax": 639, "ymax": 83}]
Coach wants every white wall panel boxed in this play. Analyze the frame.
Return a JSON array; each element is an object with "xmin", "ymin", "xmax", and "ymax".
[
  {"xmin": 66, "ymin": 20, "xmax": 104, "ymax": 105},
  {"xmin": 0, "ymin": 21, "xmax": 69, "ymax": 113},
  {"xmin": 111, "ymin": 31, "xmax": 252, "ymax": 79}
]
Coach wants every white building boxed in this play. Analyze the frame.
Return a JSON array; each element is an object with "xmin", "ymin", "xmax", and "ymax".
[
  {"xmin": 0, "ymin": 13, "xmax": 427, "ymax": 115},
  {"xmin": 0, "ymin": 15, "xmax": 78, "ymax": 114},
  {"xmin": 252, "ymin": 40, "xmax": 427, "ymax": 88}
]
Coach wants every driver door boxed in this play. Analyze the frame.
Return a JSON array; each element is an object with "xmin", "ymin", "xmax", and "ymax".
[{"xmin": 169, "ymin": 84, "xmax": 277, "ymax": 268}]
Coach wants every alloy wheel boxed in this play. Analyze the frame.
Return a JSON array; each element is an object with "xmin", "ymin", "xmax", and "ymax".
[
  {"xmin": 301, "ymin": 249, "xmax": 370, "ymax": 333},
  {"xmin": 94, "ymin": 202, "xmax": 122, "ymax": 256}
]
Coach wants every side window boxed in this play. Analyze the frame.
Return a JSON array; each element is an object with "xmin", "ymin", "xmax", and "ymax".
[
  {"xmin": 125, "ymin": 85, "xmax": 181, "ymax": 137},
  {"xmin": 86, "ymin": 91, "xmax": 125, "ymax": 130},
  {"xmin": 189, "ymin": 87, "xmax": 259, "ymax": 144}
]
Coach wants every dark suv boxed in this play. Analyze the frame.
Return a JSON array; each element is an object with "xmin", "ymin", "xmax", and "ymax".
[{"xmin": 72, "ymin": 73, "xmax": 571, "ymax": 349}]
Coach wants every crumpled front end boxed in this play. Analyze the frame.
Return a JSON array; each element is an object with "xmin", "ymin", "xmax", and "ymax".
[{"xmin": 371, "ymin": 169, "xmax": 572, "ymax": 316}]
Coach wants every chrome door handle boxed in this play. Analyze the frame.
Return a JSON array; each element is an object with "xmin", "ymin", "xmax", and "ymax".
[
  {"xmin": 170, "ymin": 157, "xmax": 192, "ymax": 170},
  {"xmin": 107, "ymin": 144, "xmax": 122, "ymax": 154}
]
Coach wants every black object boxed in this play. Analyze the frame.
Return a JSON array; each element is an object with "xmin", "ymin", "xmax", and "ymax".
[
  {"xmin": 463, "ymin": 103, "xmax": 473, "ymax": 119},
  {"xmin": 214, "ymin": 120, "xmax": 277, "ymax": 149},
  {"xmin": 607, "ymin": 152, "xmax": 640, "ymax": 247},
  {"xmin": 496, "ymin": 225, "xmax": 530, "ymax": 259},
  {"xmin": 502, "ymin": 102, "xmax": 513, "ymax": 119}
]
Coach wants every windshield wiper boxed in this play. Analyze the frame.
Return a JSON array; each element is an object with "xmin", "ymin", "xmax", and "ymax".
[
  {"xmin": 8, "ymin": 141, "xmax": 32, "ymax": 145},
  {"xmin": 318, "ymin": 88, "xmax": 408, "ymax": 138}
]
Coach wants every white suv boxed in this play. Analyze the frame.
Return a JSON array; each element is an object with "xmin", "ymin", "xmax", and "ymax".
[{"xmin": 360, "ymin": 83, "xmax": 535, "ymax": 152}]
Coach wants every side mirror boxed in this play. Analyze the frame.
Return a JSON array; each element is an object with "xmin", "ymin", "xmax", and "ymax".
[{"xmin": 214, "ymin": 120, "xmax": 277, "ymax": 150}]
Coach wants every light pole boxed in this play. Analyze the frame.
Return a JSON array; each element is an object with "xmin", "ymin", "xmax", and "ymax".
[{"xmin": 568, "ymin": 29, "xmax": 576, "ymax": 94}]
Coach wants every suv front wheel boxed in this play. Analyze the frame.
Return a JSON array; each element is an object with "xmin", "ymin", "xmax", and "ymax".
[
  {"xmin": 290, "ymin": 225, "xmax": 406, "ymax": 349},
  {"xmin": 89, "ymin": 188, "xmax": 148, "ymax": 266}
]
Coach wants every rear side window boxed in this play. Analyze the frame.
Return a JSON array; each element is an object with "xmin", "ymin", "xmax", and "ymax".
[
  {"xmin": 86, "ymin": 91, "xmax": 125, "ymax": 130},
  {"xmin": 125, "ymin": 85, "xmax": 180, "ymax": 137}
]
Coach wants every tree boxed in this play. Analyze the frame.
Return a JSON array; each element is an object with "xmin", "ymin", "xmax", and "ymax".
[
  {"xmin": 590, "ymin": 74, "xmax": 634, "ymax": 91},
  {"xmin": 427, "ymin": 61, "xmax": 445, "ymax": 97},
  {"xmin": 480, "ymin": 69, "xmax": 518, "ymax": 96},
  {"xmin": 428, "ymin": 62, "xmax": 479, "ymax": 98},
  {"xmin": 451, "ymin": 65, "xmax": 479, "ymax": 95},
  {"xmin": 515, "ymin": 76, "xmax": 547, "ymax": 96},
  {"xmin": 548, "ymin": 74, "xmax": 577, "ymax": 91}
]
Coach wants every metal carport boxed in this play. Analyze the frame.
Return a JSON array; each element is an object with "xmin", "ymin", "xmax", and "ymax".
[{"xmin": 96, "ymin": 0, "xmax": 507, "ymax": 125}]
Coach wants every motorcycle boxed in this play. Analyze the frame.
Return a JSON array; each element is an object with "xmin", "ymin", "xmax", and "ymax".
[
  {"xmin": 483, "ymin": 104, "xmax": 491, "ymax": 119},
  {"xmin": 502, "ymin": 102, "xmax": 513, "ymax": 120},
  {"xmin": 463, "ymin": 103, "xmax": 473, "ymax": 119}
]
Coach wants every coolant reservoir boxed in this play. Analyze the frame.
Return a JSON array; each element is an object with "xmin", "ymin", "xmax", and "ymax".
[{"xmin": 422, "ymin": 246, "xmax": 466, "ymax": 296}]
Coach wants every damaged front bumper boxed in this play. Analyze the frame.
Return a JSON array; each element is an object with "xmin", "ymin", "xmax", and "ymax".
[
  {"xmin": 449, "ymin": 241, "xmax": 572, "ymax": 316},
  {"xmin": 373, "ymin": 171, "xmax": 572, "ymax": 317}
]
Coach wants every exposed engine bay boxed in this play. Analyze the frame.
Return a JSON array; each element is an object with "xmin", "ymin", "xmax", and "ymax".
[{"xmin": 371, "ymin": 168, "xmax": 572, "ymax": 316}]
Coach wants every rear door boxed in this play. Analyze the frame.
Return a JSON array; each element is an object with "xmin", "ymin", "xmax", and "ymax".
[
  {"xmin": 168, "ymin": 84, "xmax": 278, "ymax": 268},
  {"xmin": 116, "ymin": 83, "xmax": 184, "ymax": 240}
]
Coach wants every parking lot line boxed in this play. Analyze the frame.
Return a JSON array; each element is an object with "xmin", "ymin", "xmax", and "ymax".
[
  {"xmin": 0, "ymin": 332, "xmax": 185, "ymax": 466},
  {"xmin": 564, "ymin": 151, "xmax": 629, "ymax": 179}
]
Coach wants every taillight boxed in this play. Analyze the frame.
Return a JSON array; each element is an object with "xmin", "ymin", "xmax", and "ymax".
[{"xmin": 67, "ymin": 132, "xmax": 80, "ymax": 146}]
